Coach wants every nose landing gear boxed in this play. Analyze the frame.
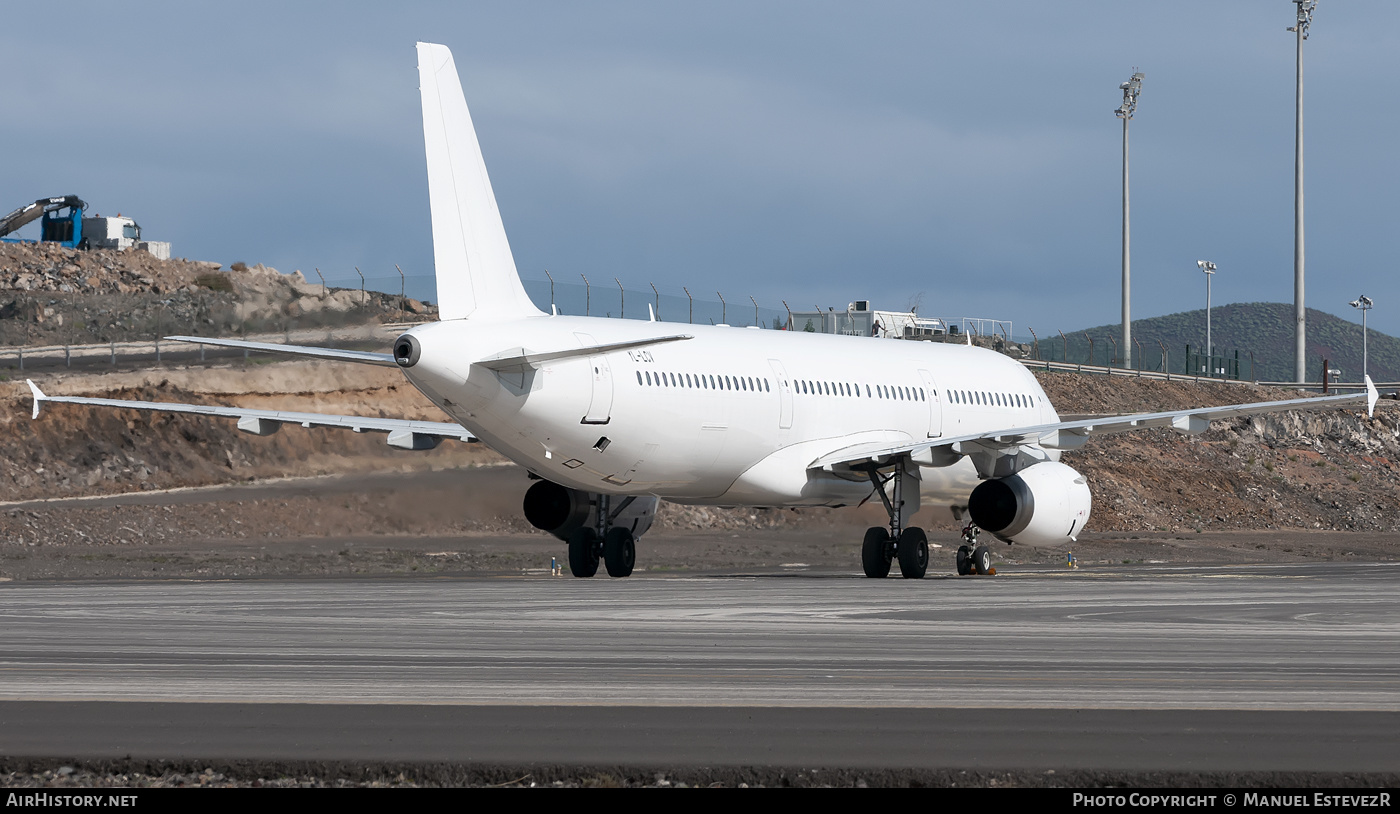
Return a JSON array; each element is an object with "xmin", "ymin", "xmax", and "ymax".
[{"xmin": 956, "ymin": 523, "xmax": 993, "ymax": 576}]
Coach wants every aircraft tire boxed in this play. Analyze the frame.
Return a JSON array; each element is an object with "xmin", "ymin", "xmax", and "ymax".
[
  {"xmin": 568, "ymin": 527, "xmax": 600, "ymax": 578},
  {"xmin": 972, "ymin": 545, "xmax": 992, "ymax": 575},
  {"xmin": 861, "ymin": 527, "xmax": 892, "ymax": 578},
  {"xmin": 897, "ymin": 527, "xmax": 929, "ymax": 579},
  {"xmin": 956, "ymin": 545, "xmax": 973, "ymax": 576},
  {"xmin": 603, "ymin": 527, "xmax": 636, "ymax": 578}
]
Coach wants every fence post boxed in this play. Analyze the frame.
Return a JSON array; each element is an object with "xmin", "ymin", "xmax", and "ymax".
[
  {"xmin": 155, "ymin": 337, "xmax": 161, "ymax": 364},
  {"xmin": 614, "ymin": 278, "xmax": 624, "ymax": 319},
  {"xmin": 110, "ymin": 341, "xmax": 116, "ymax": 366},
  {"xmin": 650, "ymin": 283, "xmax": 659, "ymax": 321},
  {"xmin": 396, "ymin": 264, "xmax": 405, "ymax": 320},
  {"xmin": 750, "ymin": 296, "xmax": 759, "ymax": 328},
  {"xmin": 544, "ymin": 269, "xmax": 555, "ymax": 311},
  {"xmin": 17, "ymin": 348, "xmax": 21, "ymax": 371},
  {"xmin": 65, "ymin": 344, "xmax": 70, "ymax": 368},
  {"xmin": 717, "ymin": 292, "xmax": 726, "ymax": 325},
  {"xmin": 581, "ymin": 274, "xmax": 591, "ymax": 316},
  {"xmin": 683, "ymin": 287, "xmax": 693, "ymax": 324}
]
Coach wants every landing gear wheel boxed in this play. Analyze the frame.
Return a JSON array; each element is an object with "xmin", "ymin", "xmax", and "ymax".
[
  {"xmin": 567, "ymin": 527, "xmax": 600, "ymax": 578},
  {"xmin": 972, "ymin": 545, "xmax": 992, "ymax": 576},
  {"xmin": 861, "ymin": 527, "xmax": 892, "ymax": 578},
  {"xmin": 956, "ymin": 545, "xmax": 973, "ymax": 576},
  {"xmin": 897, "ymin": 527, "xmax": 929, "ymax": 580},
  {"xmin": 603, "ymin": 527, "xmax": 636, "ymax": 578}
]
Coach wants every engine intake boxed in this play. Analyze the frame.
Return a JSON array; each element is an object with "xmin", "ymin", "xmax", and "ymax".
[
  {"xmin": 523, "ymin": 479, "xmax": 657, "ymax": 541},
  {"xmin": 968, "ymin": 461, "xmax": 1091, "ymax": 546}
]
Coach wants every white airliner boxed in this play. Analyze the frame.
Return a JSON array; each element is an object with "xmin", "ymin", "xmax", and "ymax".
[{"xmin": 28, "ymin": 43, "xmax": 1379, "ymax": 580}]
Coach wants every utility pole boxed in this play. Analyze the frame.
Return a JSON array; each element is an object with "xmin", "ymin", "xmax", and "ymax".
[
  {"xmin": 1290, "ymin": 0, "xmax": 1317, "ymax": 383},
  {"xmin": 1197, "ymin": 261, "xmax": 1216, "ymax": 374},
  {"xmin": 1116, "ymin": 71, "xmax": 1144, "ymax": 370},
  {"xmin": 1350, "ymin": 295, "xmax": 1373, "ymax": 380}
]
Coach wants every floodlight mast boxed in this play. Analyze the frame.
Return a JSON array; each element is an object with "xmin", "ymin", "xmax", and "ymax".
[
  {"xmin": 1115, "ymin": 71, "xmax": 1144, "ymax": 370},
  {"xmin": 1289, "ymin": 0, "xmax": 1317, "ymax": 383},
  {"xmin": 1197, "ymin": 261, "xmax": 1217, "ymax": 373},
  {"xmin": 1350, "ymin": 295, "xmax": 1373, "ymax": 379}
]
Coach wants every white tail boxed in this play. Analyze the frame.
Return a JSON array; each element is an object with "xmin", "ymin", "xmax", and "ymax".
[{"xmin": 417, "ymin": 42, "xmax": 542, "ymax": 321}]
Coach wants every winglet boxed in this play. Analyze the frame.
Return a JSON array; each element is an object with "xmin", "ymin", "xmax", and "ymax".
[
  {"xmin": 1365, "ymin": 375, "xmax": 1378, "ymax": 417},
  {"xmin": 27, "ymin": 379, "xmax": 44, "ymax": 420}
]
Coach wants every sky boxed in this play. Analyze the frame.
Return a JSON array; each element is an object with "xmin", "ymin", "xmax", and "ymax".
[{"xmin": 3, "ymin": 1, "xmax": 1398, "ymax": 340}]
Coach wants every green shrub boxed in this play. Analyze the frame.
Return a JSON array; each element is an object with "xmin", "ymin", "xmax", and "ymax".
[{"xmin": 195, "ymin": 272, "xmax": 233, "ymax": 293}]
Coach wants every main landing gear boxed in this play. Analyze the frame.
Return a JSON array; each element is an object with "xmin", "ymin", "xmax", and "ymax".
[
  {"xmin": 859, "ymin": 463, "xmax": 928, "ymax": 579},
  {"xmin": 567, "ymin": 494, "xmax": 637, "ymax": 578},
  {"xmin": 955, "ymin": 522, "xmax": 993, "ymax": 576}
]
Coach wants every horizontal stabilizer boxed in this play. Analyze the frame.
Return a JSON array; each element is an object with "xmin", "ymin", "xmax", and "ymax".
[
  {"xmin": 165, "ymin": 336, "xmax": 397, "ymax": 367},
  {"xmin": 476, "ymin": 334, "xmax": 693, "ymax": 371}
]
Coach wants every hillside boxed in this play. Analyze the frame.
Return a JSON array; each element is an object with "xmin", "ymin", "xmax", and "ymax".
[
  {"xmin": 1052, "ymin": 303, "xmax": 1395, "ymax": 383},
  {"xmin": 0, "ymin": 242, "xmax": 432, "ymax": 347}
]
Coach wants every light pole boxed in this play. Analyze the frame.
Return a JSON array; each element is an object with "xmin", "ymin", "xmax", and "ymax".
[
  {"xmin": 1116, "ymin": 71, "xmax": 1144, "ymax": 370},
  {"xmin": 1289, "ymin": 0, "xmax": 1317, "ymax": 383},
  {"xmin": 1350, "ymin": 295, "xmax": 1373, "ymax": 379},
  {"xmin": 1197, "ymin": 260, "xmax": 1216, "ymax": 374}
]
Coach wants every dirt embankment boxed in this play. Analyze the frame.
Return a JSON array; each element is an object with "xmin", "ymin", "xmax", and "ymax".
[
  {"xmin": 1, "ymin": 363, "xmax": 1394, "ymax": 535},
  {"xmin": 1038, "ymin": 373, "xmax": 1400, "ymax": 534},
  {"xmin": 0, "ymin": 361, "xmax": 1395, "ymax": 580},
  {"xmin": 0, "ymin": 363, "xmax": 492, "ymax": 503},
  {"xmin": 0, "ymin": 242, "xmax": 431, "ymax": 346}
]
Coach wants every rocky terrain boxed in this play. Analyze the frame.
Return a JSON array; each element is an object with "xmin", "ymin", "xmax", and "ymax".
[
  {"xmin": 0, "ymin": 357, "xmax": 1393, "ymax": 581},
  {"xmin": 0, "ymin": 242, "xmax": 431, "ymax": 346},
  {"xmin": 1040, "ymin": 373, "xmax": 1400, "ymax": 535}
]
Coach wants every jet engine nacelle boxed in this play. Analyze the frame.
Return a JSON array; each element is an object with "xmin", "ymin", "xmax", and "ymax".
[
  {"xmin": 967, "ymin": 461, "xmax": 1091, "ymax": 546},
  {"xmin": 522, "ymin": 479, "xmax": 658, "ymax": 541}
]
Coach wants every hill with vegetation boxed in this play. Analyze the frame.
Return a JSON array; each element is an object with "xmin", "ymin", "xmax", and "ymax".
[{"xmin": 1040, "ymin": 302, "xmax": 1396, "ymax": 383}]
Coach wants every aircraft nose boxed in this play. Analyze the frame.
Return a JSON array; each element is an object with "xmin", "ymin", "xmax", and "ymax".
[{"xmin": 393, "ymin": 333, "xmax": 421, "ymax": 367}]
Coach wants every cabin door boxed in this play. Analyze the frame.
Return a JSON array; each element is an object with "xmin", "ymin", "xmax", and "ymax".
[
  {"xmin": 767, "ymin": 358, "xmax": 793, "ymax": 429},
  {"xmin": 576, "ymin": 332, "xmax": 613, "ymax": 424},
  {"xmin": 918, "ymin": 369, "xmax": 942, "ymax": 438}
]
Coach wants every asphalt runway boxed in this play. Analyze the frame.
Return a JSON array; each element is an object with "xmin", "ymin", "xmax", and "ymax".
[{"xmin": 1, "ymin": 562, "xmax": 1398, "ymax": 772}]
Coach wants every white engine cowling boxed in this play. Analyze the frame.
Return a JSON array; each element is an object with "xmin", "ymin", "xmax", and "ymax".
[
  {"xmin": 967, "ymin": 461, "xmax": 1091, "ymax": 545},
  {"xmin": 522, "ymin": 480, "xmax": 658, "ymax": 541}
]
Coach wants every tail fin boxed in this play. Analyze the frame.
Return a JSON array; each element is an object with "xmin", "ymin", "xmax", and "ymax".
[{"xmin": 417, "ymin": 42, "xmax": 543, "ymax": 321}]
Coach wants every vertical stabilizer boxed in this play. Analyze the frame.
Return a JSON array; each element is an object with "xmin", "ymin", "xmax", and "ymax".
[{"xmin": 417, "ymin": 42, "xmax": 542, "ymax": 320}]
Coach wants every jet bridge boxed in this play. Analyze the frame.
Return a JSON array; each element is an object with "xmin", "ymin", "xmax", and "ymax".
[{"xmin": 0, "ymin": 195, "xmax": 87, "ymax": 247}]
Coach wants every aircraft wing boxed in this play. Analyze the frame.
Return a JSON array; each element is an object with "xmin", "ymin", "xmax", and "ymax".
[
  {"xmin": 164, "ymin": 336, "xmax": 398, "ymax": 367},
  {"xmin": 809, "ymin": 377, "xmax": 1381, "ymax": 471},
  {"xmin": 27, "ymin": 380, "xmax": 472, "ymax": 450}
]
